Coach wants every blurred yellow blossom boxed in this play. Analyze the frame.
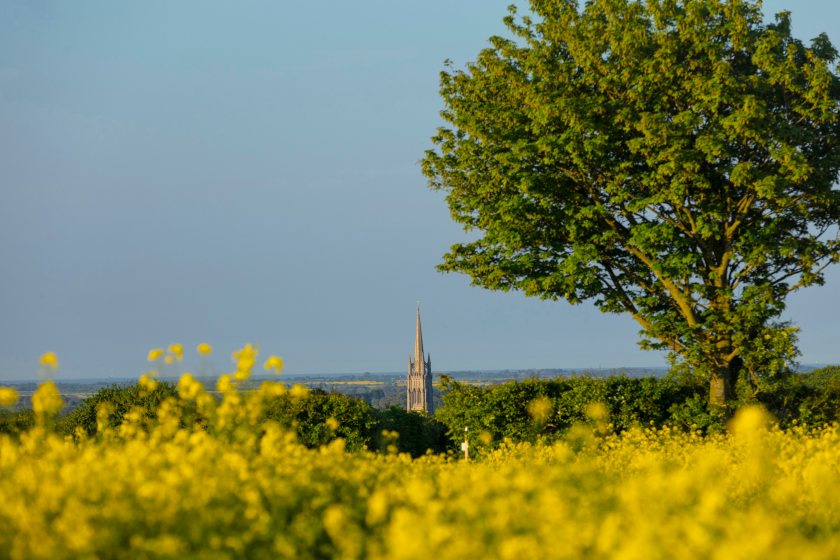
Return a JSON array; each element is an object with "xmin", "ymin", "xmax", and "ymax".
[
  {"xmin": 0, "ymin": 377, "xmax": 838, "ymax": 559},
  {"xmin": 216, "ymin": 374, "xmax": 234, "ymax": 393},
  {"xmin": 0, "ymin": 387, "xmax": 18, "ymax": 407},
  {"xmin": 39, "ymin": 352, "xmax": 59, "ymax": 370},
  {"xmin": 258, "ymin": 381, "xmax": 286, "ymax": 398},
  {"xmin": 32, "ymin": 380, "xmax": 63, "ymax": 419},
  {"xmin": 177, "ymin": 373, "xmax": 202, "ymax": 401},
  {"xmin": 168, "ymin": 344, "xmax": 184, "ymax": 361},
  {"xmin": 289, "ymin": 384, "xmax": 309, "ymax": 400},
  {"xmin": 5, "ymin": 347, "xmax": 840, "ymax": 560},
  {"xmin": 232, "ymin": 343, "xmax": 257, "ymax": 369},
  {"xmin": 147, "ymin": 348, "xmax": 164, "ymax": 362},
  {"xmin": 585, "ymin": 401, "xmax": 609, "ymax": 422},
  {"xmin": 138, "ymin": 373, "xmax": 158, "ymax": 393},
  {"xmin": 197, "ymin": 342, "xmax": 212, "ymax": 356},
  {"xmin": 264, "ymin": 355, "xmax": 284, "ymax": 375},
  {"xmin": 729, "ymin": 404, "xmax": 773, "ymax": 441},
  {"xmin": 527, "ymin": 395, "xmax": 552, "ymax": 423},
  {"xmin": 164, "ymin": 355, "xmax": 174, "ymax": 365},
  {"xmin": 96, "ymin": 401, "xmax": 114, "ymax": 434},
  {"xmin": 232, "ymin": 343, "xmax": 258, "ymax": 380}
]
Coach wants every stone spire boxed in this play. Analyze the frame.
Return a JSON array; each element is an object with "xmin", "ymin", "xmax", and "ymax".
[
  {"xmin": 406, "ymin": 305, "xmax": 434, "ymax": 413},
  {"xmin": 414, "ymin": 305, "xmax": 425, "ymax": 374}
]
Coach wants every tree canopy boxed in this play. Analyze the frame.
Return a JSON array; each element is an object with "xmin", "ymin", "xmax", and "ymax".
[{"xmin": 422, "ymin": 0, "xmax": 840, "ymax": 406}]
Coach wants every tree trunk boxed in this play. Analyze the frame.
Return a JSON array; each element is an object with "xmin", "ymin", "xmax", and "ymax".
[
  {"xmin": 709, "ymin": 357, "xmax": 742, "ymax": 408},
  {"xmin": 709, "ymin": 372, "xmax": 731, "ymax": 408}
]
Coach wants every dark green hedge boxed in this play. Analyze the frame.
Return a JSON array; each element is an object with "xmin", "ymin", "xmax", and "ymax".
[
  {"xmin": 6, "ymin": 368, "xmax": 839, "ymax": 456},
  {"xmin": 374, "ymin": 406, "xmax": 452, "ymax": 456},
  {"xmin": 433, "ymin": 375, "xmax": 695, "ymax": 448},
  {"xmin": 433, "ymin": 367, "xmax": 840, "ymax": 454},
  {"xmin": 260, "ymin": 388, "xmax": 379, "ymax": 451},
  {"xmin": 741, "ymin": 366, "xmax": 840, "ymax": 427},
  {"xmin": 51, "ymin": 383, "xmax": 449, "ymax": 456},
  {"xmin": 57, "ymin": 382, "xmax": 180, "ymax": 437},
  {"xmin": 0, "ymin": 409, "xmax": 34, "ymax": 437}
]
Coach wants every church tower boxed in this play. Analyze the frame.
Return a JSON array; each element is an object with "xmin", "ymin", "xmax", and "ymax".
[{"xmin": 407, "ymin": 306, "xmax": 434, "ymax": 413}]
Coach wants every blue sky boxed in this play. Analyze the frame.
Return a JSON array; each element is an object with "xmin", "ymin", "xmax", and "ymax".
[{"xmin": 1, "ymin": 0, "xmax": 839, "ymax": 380}]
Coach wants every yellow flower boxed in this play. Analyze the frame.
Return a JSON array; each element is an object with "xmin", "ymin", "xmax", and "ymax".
[
  {"xmin": 0, "ymin": 387, "xmax": 19, "ymax": 407},
  {"xmin": 197, "ymin": 342, "xmax": 213, "ymax": 356},
  {"xmin": 527, "ymin": 396, "xmax": 553, "ymax": 423},
  {"xmin": 263, "ymin": 355, "xmax": 284, "ymax": 375},
  {"xmin": 177, "ymin": 373, "xmax": 203, "ymax": 401},
  {"xmin": 138, "ymin": 373, "xmax": 158, "ymax": 392},
  {"xmin": 258, "ymin": 381, "xmax": 286, "ymax": 398},
  {"xmin": 164, "ymin": 355, "xmax": 174, "ymax": 365},
  {"xmin": 168, "ymin": 343, "xmax": 184, "ymax": 361},
  {"xmin": 147, "ymin": 348, "xmax": 164, "ymax": 362},
  {"xmin": 585, "ymin": 402, "xmax": 609, "ymax": 422},
  {"xmin": 232, "ymin": 343, "xmax": 258, "ymax": 379},
  {"xmin": 32, "ymin": 380, "xmax": 63, "ymax": 419},
  {"xmin": 325, "ymin": 417, "xmax": 340, "ymax": 431},
  {"xmin": 289, "ymin": 384, "xmax": 309, "ymax": 400},
  {"xmin": 39, "ymin": 351, "xmax": 59, "ymax": 370},
  {"xmin": 96, "ymin": 401, "xmax": 114, "ymax": 434},
  {"xmin": 216, "ymin": 374, "xmax": 234, "ymax": 393}
]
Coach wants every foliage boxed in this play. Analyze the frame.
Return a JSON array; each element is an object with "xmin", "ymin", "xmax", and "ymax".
[
  {"xmin": 374, "ymin": 406, "xmax": 451, "ymax": 457},
  {"xmin": 11, "ymin": 365, "xmax": 840, "ymax": 456},
  {"xmin": 742, "ymin": 366, "xmax": 840, "ymax": 427},
  {"xmin": 667, "ymin": 393, "xmax": 729, "ymax": 434},
  {"xmin": 54, "ymin": 382, "xmax": 437, "ymax": 455},
  {"xmin": 0, "ymin": 409, "xmax": 34, "ymax": 438},
  {"xmin": 260, "ymin": 388, "xmax": 379, "ymax": 451},
  {"xmin": 422, "ymin": 0, "xmax": 840, "ymax": 406},
  {"xmin": 57, "ymin": 382, "xmax": 180, "ymax": 437},
  {"xmin": 797, "ymin": 367, "xmax": 840, "ymax": 423},
  {"xmin": 435, "ymin": 374, "xmax": 697, "ymax": 455},
  {"xmin": 435, "ymin": 370, "xmax": 840, "ymax": 452}
]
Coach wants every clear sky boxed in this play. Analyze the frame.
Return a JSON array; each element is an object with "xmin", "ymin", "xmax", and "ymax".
[{"xmin": 1, "ymin": 0, "xmax": 839, "ymax": 381}]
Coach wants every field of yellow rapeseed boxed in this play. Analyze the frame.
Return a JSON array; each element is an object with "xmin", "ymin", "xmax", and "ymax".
[{"xmin": 1, "ymin": 348, "xmax": 839, "ymax": 559}]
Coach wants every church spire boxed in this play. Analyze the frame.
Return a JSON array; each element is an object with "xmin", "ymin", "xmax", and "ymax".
[
  {"xmin": 407, "ymin": 305, "xmax": 434, "ymax": 413},
  {"xmin": 414, "ymin": 305, "xmax": 424, "ymax": 369}
]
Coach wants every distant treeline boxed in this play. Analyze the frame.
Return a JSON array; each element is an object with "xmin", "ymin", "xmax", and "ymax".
[
  {"xmin": 0, "ymin": 383, "xmax": 451, "ymax": 457},
  {"xmin": 435, "ymin": 367, "xmax": 840, "ymax": 454},
  {"xmin": 1, "ymin": 367, "xmax": 838, "ymax": 456}
]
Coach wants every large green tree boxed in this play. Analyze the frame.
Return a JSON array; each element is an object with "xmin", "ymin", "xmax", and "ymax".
[{"xmin": 422, "ymin": 0, "xmax": 840, "ymax": 407}]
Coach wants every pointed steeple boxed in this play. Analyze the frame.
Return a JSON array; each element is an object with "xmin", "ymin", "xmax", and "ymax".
[
  {"xmin": 407, "ymin": 304, "xmax": 434, "ymax": 414},
  {"xmin": 414, "ymin": 305, "xmax": 424, "ymax": 371}
]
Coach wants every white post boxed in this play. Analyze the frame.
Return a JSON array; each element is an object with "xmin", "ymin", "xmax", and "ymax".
[{"xmin": 461, "ymin": 427, "xmax": 470, "ymax": 460}]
